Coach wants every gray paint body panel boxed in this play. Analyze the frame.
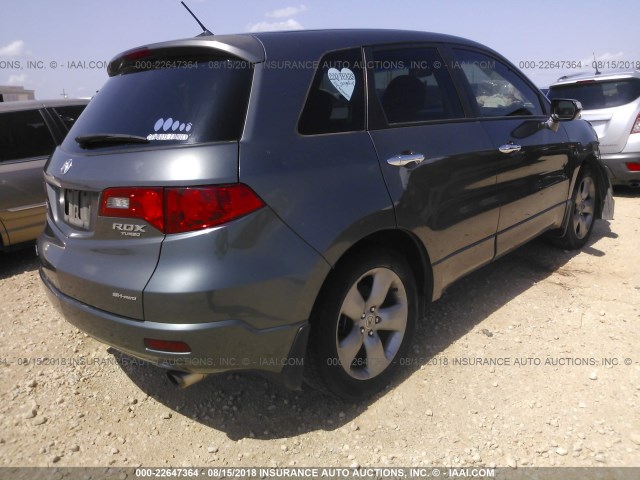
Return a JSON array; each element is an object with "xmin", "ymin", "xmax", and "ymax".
[
  {"xmin": 48, "ymin": 142, "xmax": 239, "ymax": 189},
  {"xmin": 143, "ymin": 208, "xmax": 331, "ymax": 327},
  {"xmin": 41, "ymin": 142, "xmax": 240, "ymax": 319},
  {"xmin": 41, "ymin": 269, "xmax": 305, "ymax": 375}
]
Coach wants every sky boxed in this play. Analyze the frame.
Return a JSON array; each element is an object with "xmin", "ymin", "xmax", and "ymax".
[{"xmin": 1, "ymin": 0, "xmax": 638, "ymax": 99}]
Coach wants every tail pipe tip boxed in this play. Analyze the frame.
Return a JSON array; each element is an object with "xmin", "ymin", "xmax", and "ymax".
[{"xmin": 167, "ymin": 371, "xmax": 208, "ymax": 388}]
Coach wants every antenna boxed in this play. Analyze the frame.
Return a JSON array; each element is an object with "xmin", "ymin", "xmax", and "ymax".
[
  {"xmin": 181, "ymin": 1, "xmax": 213, "ymax": 36},
  {"xmin": 60, "ymin": 88, "xmax": 68, "ymax": 99},
  {"xmin": 593, "ymin": 52, "xmax": 601, "ymax": 75}
]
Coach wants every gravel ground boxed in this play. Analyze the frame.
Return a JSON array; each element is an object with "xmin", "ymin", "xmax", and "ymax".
[{"xmin": 0, "ymin": 191, "xmax": 639, "ymax": 470}]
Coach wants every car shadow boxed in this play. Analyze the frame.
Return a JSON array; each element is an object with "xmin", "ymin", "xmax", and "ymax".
[
  {"xmin": 113, "ymin": 218, "xmax": 615, "ymax": 441},
  {"xmin": 399, "ymin": 217, "xmax": 616, "ymax": 376},
  {"xmin": 0, "ymin": 246, "xmax": 39, "ymax": 281}
]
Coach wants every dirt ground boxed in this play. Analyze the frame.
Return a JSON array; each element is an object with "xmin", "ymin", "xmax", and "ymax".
[{"xmin": 0, "ymin": 190, "xmax": 639, "ymax": 471}]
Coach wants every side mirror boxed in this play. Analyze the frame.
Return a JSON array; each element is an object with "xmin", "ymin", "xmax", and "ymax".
[
  {"xmin": 551, "ymin": 98, "xmax": 582, "ymax": 121},
  {"xmin": 546, "ymin": 98, "xmax": 582, "ymax": 132}
]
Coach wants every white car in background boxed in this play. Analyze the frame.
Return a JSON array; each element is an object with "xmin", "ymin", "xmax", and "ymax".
[{"xmin": 548, "ymin": 70, "xmax": 640, "ymax": 187}]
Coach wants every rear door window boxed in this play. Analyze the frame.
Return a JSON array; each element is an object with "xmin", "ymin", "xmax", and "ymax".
[
  {"xmin": 369, "ymin": 46, "xmax": 464, "ymax": 125},
  {"xmin": 298, "ymin": 48, "xmax": 365, "ymax": 135},
  {"xmin": 548, "ymin": 79, "xmax": 640, "ymax": 109},
  {"xmin": 64, "ymin": 55, "xmax": 253, "ymax": 152},
  {"xmin": 0, "ymin": 110, "xmax": 56, "ymax": 162}
]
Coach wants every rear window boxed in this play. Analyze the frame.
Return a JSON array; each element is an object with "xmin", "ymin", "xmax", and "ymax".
[
  {"xmin": 548, "ymin": 79, "xmax": 640, "ymax": 109},
  {"xmin": 64, "ymin": 55, "xmax": 253, "ymax": 152}
]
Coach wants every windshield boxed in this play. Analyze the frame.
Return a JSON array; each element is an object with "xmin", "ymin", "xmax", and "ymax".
[
  {"xmin": 548, "ymin": 78, "xmax": 640, "ymax": 110},
  {"xmin": 63, "ymin": 56, "xmax": 253, "ymax": 152}
]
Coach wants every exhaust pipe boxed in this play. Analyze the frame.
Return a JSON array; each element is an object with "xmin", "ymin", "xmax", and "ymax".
[
  {"xmin": 167, "ymin": 371, "xmax": 208, "ymax": 388},
  {"xmin": 629, "ymin": 181, "xmax": 640, "ymax": 188}
]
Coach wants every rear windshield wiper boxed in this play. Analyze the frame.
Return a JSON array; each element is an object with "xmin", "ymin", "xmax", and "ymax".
[{"xmin": 75, "ymin": 133, "xmax": 150, "ymax": 149}]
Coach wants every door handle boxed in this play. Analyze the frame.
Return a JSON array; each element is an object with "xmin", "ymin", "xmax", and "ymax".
[
  {"xmin": 386, "ymin": 152, "xmax": 425, "ymax": 167},
  {"xmin": 499, "ymin": 143, "xmax": 522, "ymax": 154}
]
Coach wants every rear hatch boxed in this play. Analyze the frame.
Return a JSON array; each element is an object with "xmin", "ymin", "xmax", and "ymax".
[
  {"xmin": 548, "ymin": 77, "xmax": 640, "ymax": 153},
  {"xmin": 40, "ymin": 38, "xmax": 259, "ymax": 320}
]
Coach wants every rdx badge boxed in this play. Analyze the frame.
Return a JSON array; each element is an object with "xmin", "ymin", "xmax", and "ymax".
[{"xmin": 112, "ymin": 223, "xmax": 146, "ymax": 237}]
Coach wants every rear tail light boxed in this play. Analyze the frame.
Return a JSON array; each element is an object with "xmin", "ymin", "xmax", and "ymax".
[
  {"xmin": 165, "ymin": 185, "xmax": 265, "ymax": 234},
  {"xmin": 100, "ymin": 187, "xmax": 164, "ymax": 231},
  {"xmin": 626, "ymin": 162, "xmax": 640, "ymax": 172},
  {"xmin": 99, "ymin": 184, "xmax": 264, "ymax": 234},
  {"xmin": 631, "ymin": 113, "xmax": 640, "ymax": 134}
]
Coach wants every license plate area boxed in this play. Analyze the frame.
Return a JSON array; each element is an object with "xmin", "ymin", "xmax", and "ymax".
[{"xmin": 63, "ymin": 189, "xmax": 92, "ymax": 229}]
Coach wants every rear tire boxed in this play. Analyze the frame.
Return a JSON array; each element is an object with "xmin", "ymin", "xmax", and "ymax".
[
  {"xmin": 305, "ymin": 247, "xmax": 417, "ymax": 400},
  {"xmin": 557, "ymin": 167, "xmax": 598, "ymax": 250}
]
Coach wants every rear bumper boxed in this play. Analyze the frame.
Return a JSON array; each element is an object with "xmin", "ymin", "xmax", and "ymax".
[
  {"xmin": 601, "ymin": 152, "xmax": 640, "ymax": 184},
  {"xmin": 40, "ymin": 268, "xmax": 310, "ymax": 388},
  {"xmin": 37, "ymin": 204, "xmax": 331, "ymax": 389}
]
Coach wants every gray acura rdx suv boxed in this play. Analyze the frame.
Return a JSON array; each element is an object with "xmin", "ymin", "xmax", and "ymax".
[{"xmin": 38, "ymin": 29, "xmax": 614, "ymax": 399}]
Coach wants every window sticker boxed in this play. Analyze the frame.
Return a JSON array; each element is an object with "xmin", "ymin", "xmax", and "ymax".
[
  {"xmin": 147, "ymin": 117, "xmax": 192, "ymax": 141},
  {"xmin": 327, "ymin": 68, "xmax": 356, "ymax": 101}
]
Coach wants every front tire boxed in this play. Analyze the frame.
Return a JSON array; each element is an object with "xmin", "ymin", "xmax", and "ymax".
[
  {"xmin": 305, "ymin": 247, "xmax": 417, "ymax": 399},
  {"xmin": 557, "ymin": 167, "xmax": 598, "ymax": 250}
]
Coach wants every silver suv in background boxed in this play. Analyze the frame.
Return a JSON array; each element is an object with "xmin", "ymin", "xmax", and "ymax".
[
  {"xmin": 548, "ymin": 71, "xmax": 640, "ymax": 187},
  {"xmin": 0, "ymin": 99, "xmax": 89, "ymax": 250}
]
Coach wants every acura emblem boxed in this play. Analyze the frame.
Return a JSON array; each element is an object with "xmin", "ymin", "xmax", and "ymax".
[{"xmin": 60, "ymin": 159, "xmax": 73, "ymax": 175}]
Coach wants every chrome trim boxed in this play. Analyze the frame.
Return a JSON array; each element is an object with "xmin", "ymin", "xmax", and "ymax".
[
  {"xmin": 499, "ymin": 144, "xmax": 522, "ymax": 154},
  {"xmin": 386, "ymin": 152, "xmax": 425, "ymax": 167},
  {"xmin": 6, "ymin": 202, "xmax": 47, "ymax": 213}
]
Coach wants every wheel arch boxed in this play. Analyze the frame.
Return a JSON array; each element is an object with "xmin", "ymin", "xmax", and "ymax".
[
  {"xmin": 554, "ymin": 153, "xmax": 608, "ymax": 240},
  {"xmin": 302, "ymin": 228, "xmax": 432, "ymax": 397},
  {"xmin": 309, "ymin": 228, "xmax": 433, "ymax": 326},
  {"xmin": 575, "ymin": 155, "xmax": 609, "ymax": 217}
]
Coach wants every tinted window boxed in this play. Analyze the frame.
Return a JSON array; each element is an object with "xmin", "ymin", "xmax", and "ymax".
[
  {"xmin": 298, "ymin": 49, "xmax": 365, "ymax": 135},
  {"xmin": 371, "ymin": 47, "xmax": 464, "ymax": 124},
  {"xmin": 0, "ymin": 109, "xmax": 56, "ymax": 162},
  {"xmin": 453, "ymin": 49, "xmax": 544, "ymax": 117},
  {"xmin": 548, "ymin": 79, "xmax": 640, "ymax": 109},
  {"xmin": 64, "ymin": 56, "xmax": 252, "ymax": 152},
  {"xmin": 53, "ymin": 105, "xmax": 87, "ymax": 130}
]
